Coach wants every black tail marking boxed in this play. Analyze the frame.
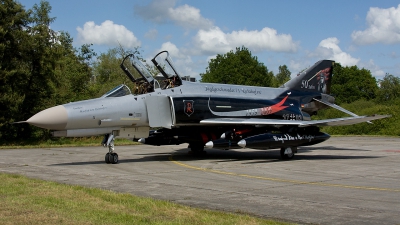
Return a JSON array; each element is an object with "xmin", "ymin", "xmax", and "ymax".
[{"xmin": 283, "ymin": 60, "xmax": 334, "ymax": 94}]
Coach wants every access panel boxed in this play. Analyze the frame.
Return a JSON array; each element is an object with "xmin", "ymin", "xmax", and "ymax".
[{"xmin": 145, "ymin": 95, "xmax": 173, "ymax": 128}]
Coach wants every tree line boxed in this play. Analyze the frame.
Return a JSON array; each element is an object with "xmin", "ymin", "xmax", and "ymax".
[
  {"xmin": 1, "ymin": 0, "xmax": 399, "ymax": 142},
  {"xmin": 200, "ymin": 46, "xmax": 399, "ymax": 105},
  {"xmin": 200, "ymin": 47, "xmax": 292, "ymax": 88},
  {"xmin": 200, "ymin": 47, "xmax": 400, "ymax": 136},
  {"xmin": 0, "ymin": 0, "xmax": 140, "ymax": 140}
]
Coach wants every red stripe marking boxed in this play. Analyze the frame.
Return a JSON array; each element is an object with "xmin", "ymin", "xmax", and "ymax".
[{"xmin": 383, "ymin": 150, "xmax": 400, "ymax": 153}]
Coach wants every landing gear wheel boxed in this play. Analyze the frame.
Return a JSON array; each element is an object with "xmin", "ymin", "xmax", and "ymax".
[
  {"xmin": 110, "ymin": 153, "xmax": 119, "ymax": 164},
  {"xmin": 103, "ymin": 133, "xmax": 119, "ymax": 164},
  {"xmin": 280, "ymin": 147, "xmax": 295, "ymax": 160},
  {"xmin": 191, "ymin": 145, "xmax": 204, "ymax": 152},
  {"xmin": 105, "ymin": 153, "xmax": 111, "ymax": 164},
  {"xmin": 188, "ymin": 143, "xmax": 206, "ymax": 155},
  {"xmin": 105, "ymin": 152, "xmax": 118, "ymax": 164}
]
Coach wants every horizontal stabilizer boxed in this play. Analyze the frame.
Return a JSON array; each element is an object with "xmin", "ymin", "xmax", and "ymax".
[
  {"xmin": 200, "ymin": 114, "xmax": 390, "ymax": 127},
  {"xmin": 313, "ymin": 98, "xmax": 374, "ymax": 124},
  {"xmin": 313, "ymin": 98, "xmax": 358, "ymax": 117},
  {"xmin": 300, "ymin": 115, "xmax": 389, "ymax": 126}
]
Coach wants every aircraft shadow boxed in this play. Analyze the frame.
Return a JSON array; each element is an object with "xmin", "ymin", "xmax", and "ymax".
[
  {"xmin": 298, "ymin": 145, "xmax": 370, "ymax": 152},
  {"xmin": 49, "ymin": 154, "xmax": 173, "ymax": 166},
  {"xmin": 49, "ymin": 146, "xmax": 380, "ymax": 166},
  {"xmin": 172, "ymin": 148, "xmax": 380, "ymax": 164},
  {"xmin": 50, "ymin": 161, "xmax": 106, "ymax": 166}
]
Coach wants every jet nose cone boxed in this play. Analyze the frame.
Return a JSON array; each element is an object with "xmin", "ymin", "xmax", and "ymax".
[
  {"xmin": 205, "ymin": 141, "xmax": 214, "ymax": 149},
  {"xmin": 26, "ymin": 105, "xmax": 67, "ymax": 130},
  {"xmin": 237, "ymin": 139, "xmax": 246, "ymax": 148}
]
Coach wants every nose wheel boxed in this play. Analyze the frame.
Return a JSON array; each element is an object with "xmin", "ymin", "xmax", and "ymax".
[
  {"xmin": 102, "ymin": 133, "xmax": 119, "ymax": 164},
  {"xmin": 105, "ymin": 152, "xmax": 119, "ymax": 164}
]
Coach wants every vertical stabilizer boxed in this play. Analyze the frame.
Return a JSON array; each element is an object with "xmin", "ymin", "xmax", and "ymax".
[{"xmin": 282, "ymin": 60, "xmax": 334, "ymax": 94}]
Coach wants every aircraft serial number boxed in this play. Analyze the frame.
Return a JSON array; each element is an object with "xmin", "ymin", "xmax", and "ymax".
[
  {"xmin": 283, "ymin": 114, "xmax": 302, "ymax": 120},
  {"xmin": 246, "ymin": 109, "xmax": 258, "ymax": 116},
  {"xmin": 245, "ymin": 107, "xmax": 277, "ymax": 116}
]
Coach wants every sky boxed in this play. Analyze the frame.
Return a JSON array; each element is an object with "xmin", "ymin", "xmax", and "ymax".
[{"xmin": 18, "ymin": 0, "xmax": 400, "ymax": 81}]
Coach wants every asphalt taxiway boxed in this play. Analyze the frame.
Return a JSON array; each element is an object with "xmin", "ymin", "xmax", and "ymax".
[{"xmin": 1, "ymin": 137, "xmax": 399, "ymax": 224}]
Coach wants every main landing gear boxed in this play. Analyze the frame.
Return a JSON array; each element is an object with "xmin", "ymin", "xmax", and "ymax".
[
  {"xmin": 280, "ymin": 146, "xmax": 297, "ymax": 160},
  {"xmin": 188, "ymin": 142, "xmax": 206, "ymax": 155},
  {"xmin": 102, "ymin": 134, "xmax": 119, "ymax": 164}
]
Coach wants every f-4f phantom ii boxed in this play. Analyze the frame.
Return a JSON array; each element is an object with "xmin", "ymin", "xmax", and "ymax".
[{"xmin": 21, "ymin": 51, "xmax": 389, "ymax": 164}]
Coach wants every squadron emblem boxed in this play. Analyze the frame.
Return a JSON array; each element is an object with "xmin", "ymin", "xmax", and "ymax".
[{"xmin": 183, "ymin": 100, "xmax": 194, "ymax": 117}]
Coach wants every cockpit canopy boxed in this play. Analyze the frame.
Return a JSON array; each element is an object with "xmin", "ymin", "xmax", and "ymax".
[
  {"xmin": 119, "ymin": 51, "xmax": 183, "ymax": 95},
  {"xmin": 151, "ymin": 51, "xmax": 182, "ymax": 80}
]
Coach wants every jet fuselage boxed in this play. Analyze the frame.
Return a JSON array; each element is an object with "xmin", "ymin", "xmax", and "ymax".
[{"xmin": 52, "ymin": 81, "xmax": 317, "ymax": 132}]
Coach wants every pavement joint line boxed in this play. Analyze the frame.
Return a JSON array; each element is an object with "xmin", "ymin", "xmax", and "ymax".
[{"xmin": 169, "ymin": 155, "xmax": 400, "ymax": 192}]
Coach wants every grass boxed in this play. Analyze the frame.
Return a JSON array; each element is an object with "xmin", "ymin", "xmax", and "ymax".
[
  {"xmin": 0, "ymin": 173, "xmax": 289, "ymax": 225},
  {"xmin": 0, "ymin": 136, "xmax": 139, "ymax": 149}
]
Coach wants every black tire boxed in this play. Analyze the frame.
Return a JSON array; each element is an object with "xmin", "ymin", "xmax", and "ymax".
[
  {"xmin": 188, "ymin": 142, "xmax": 206, "ymax": 155},
  {"xmin": 190, "ymin": 143, "xmax": 204, "ymax": 152},
  {"xmin": 111, "ymin": 153, "xmax": 119, "ymax": 164},
  {"xmin": 105, "ymin": 153, "xmax": 111, "ymax": 164},
  {"xmin": 280, "ymin": 147, "xmax": 295, "ymax": 160}
]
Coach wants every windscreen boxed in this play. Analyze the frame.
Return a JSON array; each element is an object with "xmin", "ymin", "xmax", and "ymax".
[{"xmin": 101, "ymin": 84, "xmax": 131, "ymax": 98}]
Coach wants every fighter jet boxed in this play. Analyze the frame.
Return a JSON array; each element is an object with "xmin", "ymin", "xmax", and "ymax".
[{"xmin": 21, "ymin": 51, "xmax": 389, "ymax": 164}]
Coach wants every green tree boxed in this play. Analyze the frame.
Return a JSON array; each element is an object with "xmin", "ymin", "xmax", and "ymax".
[
  {"xmin": 200, "ymin": 47, "xmax": 274, "ymax": 87},
  {"xmin": 90, "ymin": 46, "xmax": 142, "ymax": 97},
  {"xmin": 330, "ymin": 63, "xmax": 378, "ymax": 104},
  {"xmin": 15, "ymin": 0, "xmax": 66, "ymax": 138},
  {"xmin": 52, "ymin": 32, "xmax": 95, "ymax": 104},
  {"xmin": 0, "ymin": 0, "xmax": 31, "ymax": 139},
  {"xmin": 274, "ymin": 65, "xmax": 291, "ymax": 87},
  {"xmin": 0, "ymin": 0, "xmax": 95, "ymax": 140},
  {"xmin": 78, "ymin": 43, "xmax": 97, "ymax": 66},
  {"xmin": 376, "ymin": 73, "xmax": 400, "ymax": 102}
]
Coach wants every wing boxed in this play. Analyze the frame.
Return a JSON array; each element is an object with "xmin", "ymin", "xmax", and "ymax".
[{"xmin": 200, "ymin": 114, "xmax": 390, "ymax": 127}]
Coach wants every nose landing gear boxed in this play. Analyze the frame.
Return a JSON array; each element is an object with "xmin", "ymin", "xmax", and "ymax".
[
  {"xmin": 102, "ymin": 133, "xmax": 119, "ymax": 164},
  {"xmin": 105, "ymin": 152, "xmax": 118, "ymax": 164}
]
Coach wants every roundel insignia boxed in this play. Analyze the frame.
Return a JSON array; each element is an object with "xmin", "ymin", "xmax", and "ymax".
[{"xmin": 183, "ymin": 100, "xmax": 194, "ymax": 117}]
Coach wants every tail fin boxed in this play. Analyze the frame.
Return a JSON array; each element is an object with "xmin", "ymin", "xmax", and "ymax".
[{"xmin": 282, "ymin": 60, "xmax": 334, "ymax": 94}]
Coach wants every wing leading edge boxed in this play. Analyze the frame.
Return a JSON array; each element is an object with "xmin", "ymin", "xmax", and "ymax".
[{"xmin": 200, "ymin": 114, "xmax": 390, "ymax": 127}]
